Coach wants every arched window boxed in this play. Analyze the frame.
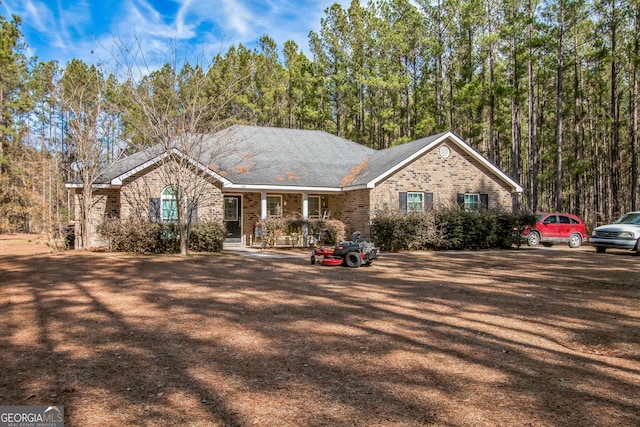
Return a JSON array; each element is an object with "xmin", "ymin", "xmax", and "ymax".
[{"xmin": 161, "ymin": 187, "xmax": 178, "ymax": 222}]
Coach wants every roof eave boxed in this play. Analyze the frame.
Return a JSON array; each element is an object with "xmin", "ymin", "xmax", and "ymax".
[
  {"xmin": 224, "ymin": 184, "xmax": 343, "ymax": 193},
  {"xmin": 342, "ymin": 184, "xmax": 370, "ymax": 191},
  {"xmin": 65, "ymin": 183, "xmax": 113, "ymax": 189}
]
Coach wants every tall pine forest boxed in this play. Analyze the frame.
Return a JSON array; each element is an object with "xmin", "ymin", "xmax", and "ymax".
[{"xmin": 1, "ymin": 0, "xmax": 639, "ymax": 233}]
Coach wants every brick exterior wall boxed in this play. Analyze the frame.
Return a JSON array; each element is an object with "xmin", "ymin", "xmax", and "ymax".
[
  {"xmin": 325, "ymin": 191, "xmax": 371, "ymax": 237},
  {"xmin": 119, "ymin": 163, "xmax": 224, "ymax": 223},
  {"xmin": 242, "ymin": 193, "xmax": 261, "ymax": 240},
  {"xmin": 70, "ymin": 187, "xmax": 120, "ymax": 248},
  {"xmin": 370, "ymin": 141, "xmax": 514, "ymax": 214},
  {"xmin": 74, "ymin": 161, "xmax": 225, "ymax": 248}
]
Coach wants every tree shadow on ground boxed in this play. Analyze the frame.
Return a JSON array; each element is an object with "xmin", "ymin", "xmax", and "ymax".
[{"xmin": 0, "ymin": 248, "xmax": 638, "ymax": 426}]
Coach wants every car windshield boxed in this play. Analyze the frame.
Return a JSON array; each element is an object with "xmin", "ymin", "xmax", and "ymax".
[{"xmin": 614, "ymin": 213, "xmax": 640, "ymax": 224}]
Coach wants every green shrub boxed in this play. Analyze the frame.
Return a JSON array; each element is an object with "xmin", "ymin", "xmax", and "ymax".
[
  {"xmin": 98, "ymin": 219, "xmax": 225, "ymax": 253},
  {"xmin": 97, "ymin": 218, "xmax": 163, "ymax": 253},
  {"xmin": 189, "ymin": 221, "xmax": 225, "ymax": 252},
  {"xmin": 370, "ymin": 212, "xmax": 406, "ymax": 252},
  {"xmin": 371, "ymin": 208, "xmax": 537, "ymax": 252},
  {"xmin": 307, "ymin": 218, "xmax": 346, "ymax": 245},
  {"xmin": 499, "ymin": 211, "xmax": 537, "ymax": 248}
]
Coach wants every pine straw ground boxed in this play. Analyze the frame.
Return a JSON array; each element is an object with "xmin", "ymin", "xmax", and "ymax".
[{"xmin": 0, "ymin": 233, "xmax": 639, "ymax": 427}]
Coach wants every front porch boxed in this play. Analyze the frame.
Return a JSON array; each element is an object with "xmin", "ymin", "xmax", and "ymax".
[{"xmin": 220, "ymin": 189, "xmax": 374, "ymax": 247}]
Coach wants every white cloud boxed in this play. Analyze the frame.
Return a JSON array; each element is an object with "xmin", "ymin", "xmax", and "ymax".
[
  {"xmin": 175, "ymin": 0, "xmax": 194, "ymax": 37},
  {"xmin": 22, "ymin": 0, "xmax": 48, "ymax": 32},
  {"xmin": 123, "ymin": 0, "xmax": 189, "ymax": 38},
  {"xmin": 7, "ymin": 0, "xmax": 67, "ymax": 51},
  {"xmin": 218, "ymin": 0, "xmax": 253, "ymax": 37},
  {"xmin": 1, "ymin": 0, "xmax": 352, "ymax": 68}
]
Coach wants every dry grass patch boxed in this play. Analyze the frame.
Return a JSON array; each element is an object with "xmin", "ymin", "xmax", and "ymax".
[{"xmin": 1, "ymin": 236, "xmax": 638, "ymax": 426}]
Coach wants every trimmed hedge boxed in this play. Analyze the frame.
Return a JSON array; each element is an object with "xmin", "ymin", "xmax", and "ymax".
[
  {"xmin": 97, "ymin": 219, "xmax": 225, "ymax": 253},
  {"xmin": 371, "ymin": 208, "xmax": 536, "ymax": 252}
]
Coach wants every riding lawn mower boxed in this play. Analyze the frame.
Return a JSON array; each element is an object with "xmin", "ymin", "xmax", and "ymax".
[{"xmin": 310, "ymin": 231, "xmax": 380, "ymax": 268}]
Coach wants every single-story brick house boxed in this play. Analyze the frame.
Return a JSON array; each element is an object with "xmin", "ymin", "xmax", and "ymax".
[{"xmin": 67, "ymin": 125, "xmax": 523, "ymax": 248}]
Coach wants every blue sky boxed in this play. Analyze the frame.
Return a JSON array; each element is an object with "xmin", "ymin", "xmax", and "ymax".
[{"xmin": 1, "ymin": 0, "xmax": 345, "ymax": 69}]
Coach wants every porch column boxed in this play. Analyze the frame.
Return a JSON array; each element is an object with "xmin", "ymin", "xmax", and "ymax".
[
  {"xmin": 301, "ymin": 192, "xmax": 309, "ymax": 246},
  {"xmin": 302, "ymin": 192, "xmax": 309, "ymax": 219},
  {"xmin": 261, "ymin": 191, "xmax": 267, "ymax": 219}
]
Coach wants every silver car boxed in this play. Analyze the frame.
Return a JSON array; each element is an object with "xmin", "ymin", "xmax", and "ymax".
[{"xmin": 590, "ymin": 212, "xmax": 640, "ymax": 254}]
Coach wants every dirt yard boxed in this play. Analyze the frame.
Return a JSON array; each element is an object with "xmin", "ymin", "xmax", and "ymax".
[{"xmin": 0, "ymin": 233, "xmax": 638, "ymax": 426}]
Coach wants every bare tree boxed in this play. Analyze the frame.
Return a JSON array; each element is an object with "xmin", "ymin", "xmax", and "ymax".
[
  {"xmin": 112, "ymin": 39, "xmax": 250, "ymax": 255},
  {"xmin": 60, "ymin": 59, "xmax": 122, "ymax": 249}
]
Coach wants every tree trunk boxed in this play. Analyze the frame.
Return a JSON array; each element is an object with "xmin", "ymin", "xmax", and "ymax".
[
  {"xmin": 79, "ymin": 187, "xmax": 92, "ymax": 250},
  {"xmin": 436, "ymin": 0, "xmax": 445, "ymax": 129},
  {"xmin": 633, "ymin": 5, "xmax": 639, "ymax": 211},
  {"xmin": 555, "ymin": 6, "xmax": 565, "ymax": 213},
  {"xmin": 487, "ymin": 2, "xmax": 496, "ymax": 164},
  {"xmin": 511, "ymin": 27, "xmax": 521, "ymax": 194},
  {"xmin": 0, "ymin": 87, "xmax": 4, "ymax": 162},
  {"xmin": 609, "ymin": 0, "xmax": 620, "ymax": 217},
  {"xmin": 527, "ymin": 0, "xmax": 539, "ymax": 212}
]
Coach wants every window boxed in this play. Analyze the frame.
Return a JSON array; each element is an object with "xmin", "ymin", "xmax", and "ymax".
[
  {"xmin": 161, "ymin": 187, "xmax": 178, "ymax": 222},
  {"xmin": 267, "ymin": 195, "xmax": 282, "ymax": 218},
  {"xmin": 224, "ymin": 197, "xmax": 238, "ymax": 221},
  {"xmin": 407, "ymin": 192, "xmax": 424, "ymax": 213},
  {"xmin": 308, "ymin": 196, "xmax": 321, "ymax": 219},
  {"xmin": 150, "ymin": 187, "xmax": 196, "ymax": 223},
  {"xmin": 465, "ymin": 194, "xmax": 479, "ymax": 212},
  {"xmin": 558, "ymin": 215, "xmax": 571, "ymax": 224},
  {"xmin": 399, "ymin": 192, "xmax": 433, "ymax": 213},
  {"xmin": 457, "ymin": 193, "xmax": 489, "ymax": 212}
]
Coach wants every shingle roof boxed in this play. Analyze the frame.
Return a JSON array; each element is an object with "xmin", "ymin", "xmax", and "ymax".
[
  {"xmin": 203, "ymin": 125, "xmax": 375, "ymax": 188},
  {"xmin": 96, "ymin": 144, "xmax": 166, "ymax": 184},
  {"xmin": 80, "ymin": 125, "xmax": 521, "ymax": 193}
]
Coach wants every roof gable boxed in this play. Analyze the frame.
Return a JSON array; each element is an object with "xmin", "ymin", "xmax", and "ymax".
[{"xmin": 344, "ymin": 131, "xmax": 523, "ymax": 193}]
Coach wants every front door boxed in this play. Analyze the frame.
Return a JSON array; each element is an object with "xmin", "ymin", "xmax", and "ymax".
[{"xmin": 224, "ymin": 196, "xmax": 242, "ymax": 241}]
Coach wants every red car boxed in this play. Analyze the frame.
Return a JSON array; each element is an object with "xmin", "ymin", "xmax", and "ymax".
[{"xmin": 522, "ymin": 213, "xmax": 588, "ymax": 248}]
